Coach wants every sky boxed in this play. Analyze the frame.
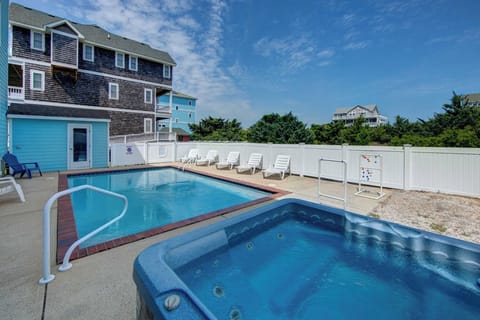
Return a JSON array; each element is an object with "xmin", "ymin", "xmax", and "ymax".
[{"xmin": 11, "ymin": 0, "xmax": 480, "ymax": 127}]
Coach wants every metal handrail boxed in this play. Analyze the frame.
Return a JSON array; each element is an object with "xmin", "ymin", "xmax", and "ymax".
[
  {"xmin": 318, "ymin": 158, "xmax": 348, "ymax": 210},
  {"xmin": 39, "ymin": 185, "xmax": 128, "ymax": 285}
]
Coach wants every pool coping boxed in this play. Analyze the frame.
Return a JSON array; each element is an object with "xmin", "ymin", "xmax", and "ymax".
[{"xmin": 56, "ymin": 165, "xmax": 289, "ymax": 264}]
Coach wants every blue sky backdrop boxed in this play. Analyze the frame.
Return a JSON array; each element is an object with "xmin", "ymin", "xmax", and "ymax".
[{"xmin": 12, "ymin": 0, "xmax": 480, "ymax": 127}]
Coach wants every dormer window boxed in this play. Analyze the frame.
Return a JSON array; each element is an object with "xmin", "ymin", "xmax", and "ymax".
[
  {"xmin": 83, "ymin": 44, "xmax": 94, "ymax": 62},
  {"xmin": 163, "ymin": 65, "xmax": 171, "ymax": 79},
  {"xmin": 30, "ymin": 30, "xmax": 45, "ymax": 51},
  {"xmin": 115, "ymin": 52, "xmax": 125, "ymax": 68},
  {"xmin": 129, "ymin": 56, "xmax": 138, "ymax": 71}
]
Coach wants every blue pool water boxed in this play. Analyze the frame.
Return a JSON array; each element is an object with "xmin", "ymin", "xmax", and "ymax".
[
  {"xmin": 134, "ymin": 199, "xmax": 480, "ymax": 320},
  {"xmin": 67, "ymin": 168, "xmax": 271, "ymax": 247}
]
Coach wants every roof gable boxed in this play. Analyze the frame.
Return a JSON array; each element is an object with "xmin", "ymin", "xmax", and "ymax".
[{"xmin": 45, "ymin": 20, "xmax": 84, "ymax": 38}]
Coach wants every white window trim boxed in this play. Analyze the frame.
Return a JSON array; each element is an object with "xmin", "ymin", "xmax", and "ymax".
[
  {"xmin": 115, "ymin": 52, "xmax": 125, "ymax": 68},
  {"xmin": 144, "ymin": 88, "xmax": 153, "ymax": 104},
  {"xmin": 163, "ymin": 64, "xmax": 171, "ymax": 78},
  {"xmin": 129, "ymin": 56, "xmax": 138, "ymax": 71},
  {"xmin": 144, "ymin": 118, "xmax": 153, "ymax": 133},
  {"xmin": 109, "ymin": 82, "xmax": 119, "ymax": 100},
  {"xmin": 30, "ymin": 70, "xmax": 45, "ymax": 91},
  {"xmin": 83, "ymin": 44, "xmax": 94, "ymax": 62},
  {"xmin": 30, "ymin": 30, "xmax": 45, "ymax": 51}
]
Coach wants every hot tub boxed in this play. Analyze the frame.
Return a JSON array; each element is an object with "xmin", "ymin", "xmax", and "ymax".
[{"xmin": 133, "ymin": 199, "xmax": 480, "ymax": 320}]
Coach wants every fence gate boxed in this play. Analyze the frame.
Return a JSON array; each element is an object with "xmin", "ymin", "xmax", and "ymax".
[{"xmin": 355, "ymin": 154, "xmax": 385, "ymax": 200}]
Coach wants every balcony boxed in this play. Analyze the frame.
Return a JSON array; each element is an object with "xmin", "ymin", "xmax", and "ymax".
[
  {"xmin": 155, "ymin": 104, "xmax": 171, "ymax": 119},
  {"xmin": 8, "ymin": 86, "xmax": 24, "ymax": 101}
]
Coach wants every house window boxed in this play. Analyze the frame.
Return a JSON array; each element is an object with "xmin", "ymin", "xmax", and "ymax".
[
  {"xmin": 188, "ymin": 101, "xmax": 192, "ymax": 106},
  {"xmin": 30, "ymin": 70, "xmax": 45, "ymax": 91},
  {"xmin": 175, "ymin": 105, "xmax": 179, "ymax": 110},
  {"xmin": 188, "ymin": 113, "xmax": 192, "ymax": 119},
  {"xmin": 115, "ymin": 52, "xmax": 125, "ymax": 68},
  {"xmin": 30, "ymin": 30, "xmax": 45, "ymax": 51},
  {"xmin": 129, "ymin": 56, "xmax": 138, "ymax": 71},
  {"xmin": 175, "ymin": 118, "xmax": 179, "ymax": 123},
  {"xmin": 144, "ymin": 88, "xmax": 153, "ymax": 104},
  {"xmin": 144, "ymin": 118, "xmax": 152, "ymax": 133},
  {"xmin": 109, "ymin": 83, "xmax": 119, "ymax": 100},
  {"xmin": 83, "ymin": 44, "xmax": 94, "ymax": 62},
  {"xmin": 163, "ymin": 65, "xmax": 171, "ymax": 78}
]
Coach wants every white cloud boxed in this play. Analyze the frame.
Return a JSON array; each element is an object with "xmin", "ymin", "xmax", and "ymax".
[
  {"xmin": 343, "ymin": 40, "xmax": 370, "ymax": 50},
  {"xmin": 68, "ymin": 0, "xmax": 257, "ymax": 125},
  {"xmin": 317, "ymin": 49, "xmax": 335, "ymax": 59},
  {"xmin": 253, "ymin": 35, "xmax": 332, "ymax": 73}
]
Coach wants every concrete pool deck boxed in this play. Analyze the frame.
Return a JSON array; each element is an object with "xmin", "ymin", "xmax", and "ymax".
[{"xmin": 0, "ymin": 163, "xmax": 477, "ymax": 319}]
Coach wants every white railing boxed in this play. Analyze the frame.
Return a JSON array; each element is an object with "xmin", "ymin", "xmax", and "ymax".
[
  {"xmin": 8, "ymin": 86, "xmax": 24, "ymax": 100},
  {"xmin": 39, "ymin": 185, "xmax": 128, "ymax": 285},
  {"xmin": 156, "ymin": 105, "xmax": 171, "ymax": 114}
]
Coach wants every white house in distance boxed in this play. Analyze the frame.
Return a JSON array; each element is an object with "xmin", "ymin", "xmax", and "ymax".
[{"xmin": 332, "ymin": 104, "xmax": 388, "ymax": 127}]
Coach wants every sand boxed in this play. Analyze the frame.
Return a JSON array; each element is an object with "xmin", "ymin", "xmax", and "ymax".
[{"xmin": 371, "ymin": 190, "xmax": 480, "ymax": 244}]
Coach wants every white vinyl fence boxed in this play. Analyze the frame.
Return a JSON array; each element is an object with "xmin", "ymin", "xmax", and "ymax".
[{"xmin": 110, "ymin": 142, "xmax": 480, "ymax": 198}]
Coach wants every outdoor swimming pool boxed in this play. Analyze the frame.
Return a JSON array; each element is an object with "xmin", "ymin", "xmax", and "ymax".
[
  {"xmin": 66, "ymin": 168, "xmax": 272, "ymax": 248},
  {"xmin": 134, "ymin": 199, "xmax": 480, "ymax": 320}
]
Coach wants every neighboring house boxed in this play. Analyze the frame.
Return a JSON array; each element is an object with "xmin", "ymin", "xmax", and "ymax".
[
  {"xmin": 0, "ymin": 0, "xmax": 8, "ymax": 158},
  {"xmin": 158, "ymin": 91, "xmax": 196, "ymax": 141},
  {"xmin": 6, "ymin": 3, "xmax": 176, "ymax": 171},
  {"xmin": 464, "ymin": 93, "xmax": 480, "ymax": 107},
  {"xmin": 333, "ymin": 104, "xmax": 388, "ymax": 127}
]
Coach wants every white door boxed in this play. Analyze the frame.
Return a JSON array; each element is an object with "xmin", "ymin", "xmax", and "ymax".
[{"xmin": 68, "ymin": 124, "xmax": 92, "ymax": 169}]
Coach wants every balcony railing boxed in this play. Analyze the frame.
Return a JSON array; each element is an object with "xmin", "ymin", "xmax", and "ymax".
[
  {"xmin": 8, "ymin": 86, "xmax": 24, "ymax": 100},
  {"xmin": 156, "ymin": 104, "xmax": 171, "ymax": 115}
]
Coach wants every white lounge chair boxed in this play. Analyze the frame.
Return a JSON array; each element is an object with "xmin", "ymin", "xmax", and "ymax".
[
  {"xmin": 180, "ymin": 149, "xmax": 199, "ymax": 163},
  {"xmin": 196, "ymin": 150, "xmax": 219, "ymax": 166},
  {"xmin": 216, "ymin": 151, "xmax": 240, "ymax": 170},
  {"xmin": 263, "ymin": 155, "xmax": 291, "ymax": 180},
  {"xmin": 236, "ymin": 153, "xmax": 263, "ymax": 174},
  {"xmin": 0, "ymin": 176, "xmax": 25, "ymax": 202}
]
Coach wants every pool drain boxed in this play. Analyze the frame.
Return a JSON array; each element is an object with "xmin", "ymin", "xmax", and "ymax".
[
  {"xmin": 164, "ymin": 294, "xmax": 180, "ymax": 311},
  {"xmin": 229, "ymin": 307, "xmax": 242, "ymax": 320},
  {"xmin": 213, "ymin": 284, "xmax": 225, "ymax": 297},
  {"xmin": 277, "ymin": 232, "xmax": 284, "ymax": 239},
  {"xmin": 477, "ymin": 278, "xmax": 480, "ymax": 288},
  {"xmin": 246, "ymin": 242, "xmax": 254, "ymax": 250}
]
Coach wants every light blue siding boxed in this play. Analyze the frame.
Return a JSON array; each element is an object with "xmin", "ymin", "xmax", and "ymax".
[
  {"xmin": 0, "ymin": 0, "xmax": 9, "ymax": 156},
  {"xmin": 10, "ymin": 118, "xmax": 108, "ymax": 172},
  {"xmin": 158, "ymin": 93, "xmax": 196, "ymax": 134},
  {"xmin": 92, "ymin": 122, "xmax": 109, "ymax": 168}
]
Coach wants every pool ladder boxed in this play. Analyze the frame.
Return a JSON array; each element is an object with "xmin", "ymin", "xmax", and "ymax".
[{"xmin": 39, "ymin": 185, "xmax": 128, "ymax": 285}]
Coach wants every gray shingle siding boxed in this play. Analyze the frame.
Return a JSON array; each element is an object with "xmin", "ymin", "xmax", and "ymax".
[
  {"xmin": 12, "ymin": 26, "xmax": 51, "ymax": 63},
  {"xmin": 51, "ymin": 32, "xmax": 78, "ymax": 66},
  {"xmin": 109, "ymin": 112, "xmax": 154, "ymax": 136},
  {"xmin": 78, "ymin": 44, "xmax": 172, "ymax": 85},
  {"xmin": 24, "ymin": 63, "xmax": 156, "ymax": 113}
]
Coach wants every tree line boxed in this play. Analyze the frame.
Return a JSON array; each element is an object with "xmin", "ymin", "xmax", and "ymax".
[{"xmin": 189, "ymin": 92, "xmax": 480, "ymax": 147}]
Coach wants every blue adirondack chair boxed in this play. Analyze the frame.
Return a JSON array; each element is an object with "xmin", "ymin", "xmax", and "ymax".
[{"xmin": 2, "ymin": 152, "xmax": 42, "ymax": 179}]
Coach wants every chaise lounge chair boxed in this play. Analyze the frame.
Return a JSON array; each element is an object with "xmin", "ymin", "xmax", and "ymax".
[
  {"xmin": 180, "ymin": 149, "xmax": 199, "ymax": 163},
  {"xmin": 236, "ymin": 153, "xmax": 263, "ymax": 174},
  {"xmin": 0, "ymin": 176, "xmax": 26, "ymax": 202},
  {"xmin": 216, "ymin": 151, "xmax": 240, "ymax": 170},
  {"xmin": 263, "ymin": 154, "xmax": 291, "ymax": 180},
  {"xmin": 196, "ymin": 150, "xmax": 219, "ymax": 166},
  {"xmin": 2, "ymin": 152, "xmax": 42, "ymax": 179}
]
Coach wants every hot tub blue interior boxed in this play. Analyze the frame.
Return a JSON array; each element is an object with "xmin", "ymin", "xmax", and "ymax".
[{"xmin": 133, "ymin": 199, "xmax": 480, "ymax": 320}]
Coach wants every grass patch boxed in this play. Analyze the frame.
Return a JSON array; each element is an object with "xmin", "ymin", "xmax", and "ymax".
[{"xmin": 430, "ymin": 223, "xmax": 447, "ymax": 233}]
